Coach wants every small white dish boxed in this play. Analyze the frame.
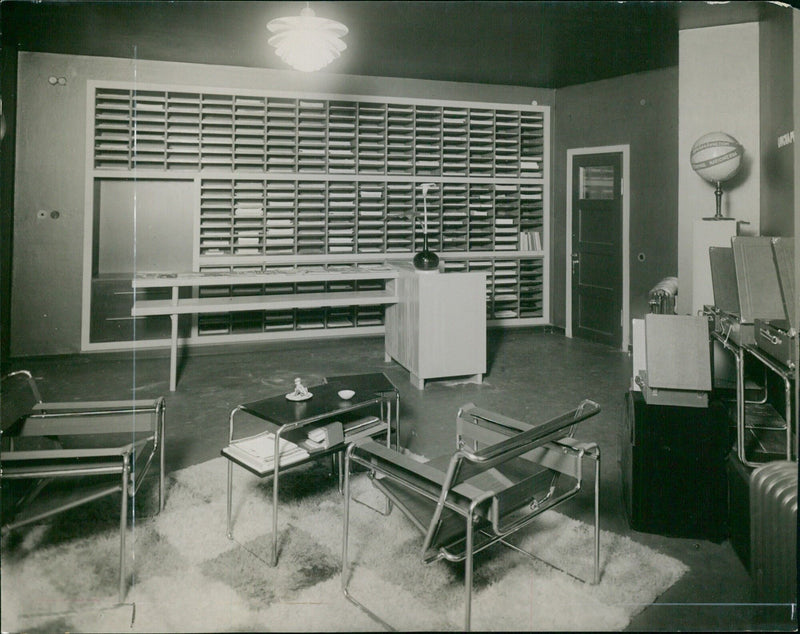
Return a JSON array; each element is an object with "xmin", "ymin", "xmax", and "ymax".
[
  {"xmin": 338, "ymin": 389, "xmax": 355, "ymax": 400},
  {"xmin": 286, "ymin": 391, "xmax": 313, "ymax": 402}
]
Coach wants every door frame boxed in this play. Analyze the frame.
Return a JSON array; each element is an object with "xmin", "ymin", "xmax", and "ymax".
[{"xmin": 565, "ymin": 145, "xmax": 630, "ymax": 351}]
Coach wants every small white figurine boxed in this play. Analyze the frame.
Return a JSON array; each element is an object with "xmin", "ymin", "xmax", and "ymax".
[{"xmin": 292, "ymin": 377, "xmax": 309, "ymax": 398}]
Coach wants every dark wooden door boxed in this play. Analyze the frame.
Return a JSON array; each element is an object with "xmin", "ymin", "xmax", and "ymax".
[{"xmin": 571, "ymin": 152, "xmax": 623, "ymax": 347}]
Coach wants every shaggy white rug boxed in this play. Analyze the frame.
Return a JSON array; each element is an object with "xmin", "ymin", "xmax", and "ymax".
[{"xmin": 1, "ymin": 456, "xmax": 687, "ymax": 632}]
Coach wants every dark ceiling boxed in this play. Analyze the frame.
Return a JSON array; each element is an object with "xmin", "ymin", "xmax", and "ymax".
[{"xmin": 0, "ymin": 1, "xmax": 772, "ymax": 88}]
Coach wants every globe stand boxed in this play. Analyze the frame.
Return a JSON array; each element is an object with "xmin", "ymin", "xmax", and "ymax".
[{"xmin": 703, "ymin": 180, "xmax": 736, "ymax": 222}]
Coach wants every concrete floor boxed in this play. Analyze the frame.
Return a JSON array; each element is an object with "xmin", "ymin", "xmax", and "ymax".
[{"xmin": 5, "ymin": 329, "xmax": 790, "ymax": 631}]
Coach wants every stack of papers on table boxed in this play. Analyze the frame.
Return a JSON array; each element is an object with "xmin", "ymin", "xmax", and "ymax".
[{"xmin": 224, "ymin": 432, "xmax": 309, "ymax": 474}]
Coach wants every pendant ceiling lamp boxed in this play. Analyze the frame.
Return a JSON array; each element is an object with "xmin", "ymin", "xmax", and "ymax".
[{"xmin": 267, "ymin": 4, "xmax": 348, "ymax": 72}]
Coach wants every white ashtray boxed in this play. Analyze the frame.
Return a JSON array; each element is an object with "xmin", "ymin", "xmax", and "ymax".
[
  {"xmin": 286, "ymin": 391, "xmax": 313, "ymax": 402},
  {"xmin": 338, "ymin": 389, "xmax": 355, "ymax": 400}
]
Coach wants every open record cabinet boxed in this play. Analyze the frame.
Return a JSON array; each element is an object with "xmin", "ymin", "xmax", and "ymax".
[{"xmin": 85, "ymin": 83, "xmax": 550, "ymax": 351}]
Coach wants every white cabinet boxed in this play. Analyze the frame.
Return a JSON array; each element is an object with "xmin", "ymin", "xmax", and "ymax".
[{"xmin": 385, "ymin": 264, "xmax": 486, "ymax": 389}]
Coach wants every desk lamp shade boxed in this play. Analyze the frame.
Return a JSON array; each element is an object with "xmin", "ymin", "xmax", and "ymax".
[{"xmin": 690, "ymin": 132, "xmax": 743, "ymax": 220}]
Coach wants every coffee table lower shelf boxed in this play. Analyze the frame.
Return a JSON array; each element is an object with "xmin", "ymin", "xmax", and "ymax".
[{"xmin": 221, "ymin": 420, "xmax": 389, "ymax": 566}]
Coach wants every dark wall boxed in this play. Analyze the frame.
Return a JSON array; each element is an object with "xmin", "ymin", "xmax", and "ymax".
[
  {"xmin": 552, "ymin": 67, "xmax": 679, "ymax": 330},
  {"xmin": 1, "ymin": 40, "xmax": 18, "ymax": 367},
  {"xmin": 759, "ymin": 5, "xmax": 795, "ymax": 237}
]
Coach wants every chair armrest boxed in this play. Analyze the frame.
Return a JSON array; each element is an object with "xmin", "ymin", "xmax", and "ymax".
[
  {"xmin": 456, "ymin": 403, "xmax": 532, "ymax": 445},
  {"xmin": 19, "ymin": 397, "xmax": 164, "ymax": 437},
  {"xmin": 553, "ymin": 437, "xmax": 599, "ymax": 455},
  {"xmin": 31, "ymin": 399, "xmax": 162, "ymax": 414},
  {"xmin": 2, "ymin": 445, "xmax": 133, "ymax": 462},
  {"xmin": 349, "ymin": 440, "xmax": 447, "ymax": 489},
  {"xmin": 456, "ymin": 400, "xmax": 600, "ymax": 460}
]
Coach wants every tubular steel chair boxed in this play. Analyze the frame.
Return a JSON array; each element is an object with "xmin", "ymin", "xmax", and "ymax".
[
  {"xmin": 341, "ymin": 399, "xmax": 601, "ymax": 631},
  {"xmin": 0, "ymin": 370, "xmax": 166, "ymax": 603}
]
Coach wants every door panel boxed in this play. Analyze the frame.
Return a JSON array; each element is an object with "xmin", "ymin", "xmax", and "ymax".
[{"xmin": 571, "ymin": 153, "xmax": 623, "ymax": 347}]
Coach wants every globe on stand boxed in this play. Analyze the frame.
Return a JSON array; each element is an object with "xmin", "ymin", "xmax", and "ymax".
[{"xmin": 690, "ymin": 132, "xmax": 743, "ymax": 221}]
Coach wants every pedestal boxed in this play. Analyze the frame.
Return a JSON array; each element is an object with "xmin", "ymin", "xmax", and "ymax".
[{"xmin": 384, "ymin": 263, "xmax": 486, "ymax": 389}]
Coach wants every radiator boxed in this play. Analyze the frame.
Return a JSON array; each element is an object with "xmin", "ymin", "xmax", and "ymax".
[
  {"xmin": 749, "ymin": 460, "xmax": 797, "ymax": 608},
  {"xmin": 647, "ymin": 276, "xmax": 678, "ymax": 314}
]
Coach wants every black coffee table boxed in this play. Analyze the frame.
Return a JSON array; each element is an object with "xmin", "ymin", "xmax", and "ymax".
[{"xmin": 221, "ymin": 372, "xmax": 399, "ymax": 565}]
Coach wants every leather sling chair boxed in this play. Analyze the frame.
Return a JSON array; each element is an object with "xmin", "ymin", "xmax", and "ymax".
[
  {"xmin": 1, "ymin": 370, "xmax": 166, "ymax": 604},
  {"xmin": 341, "ymin": 399, "xmax": 601, "ymax": 631}
]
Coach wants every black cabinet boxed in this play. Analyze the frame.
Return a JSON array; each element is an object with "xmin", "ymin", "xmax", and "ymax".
[{"xmin": 620, "ymin": 390, "xmax": 729, "ymax": 541}]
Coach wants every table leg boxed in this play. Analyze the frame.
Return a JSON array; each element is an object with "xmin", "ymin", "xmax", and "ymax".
[
  {"xmin": 271, "ymin": 431, "xmax": 281, "ymax": 566},
  {"xmin": 383, "ymin": 396, "xmax": 394, "ymax": 515},
  {"xmin": 169, "ymin": 286, "xmax": 179, "ymax": 392},
  {"xmin": 226, "ymin": 459, "xmax": 233, "ymax": 540},
  {"xmin": 735, "ymin": 346, "xmax": 750, "ymax": 466},
  {"xmin": 337, "ymin": 453, "xmax": 344, "ymax": 494},
  {"xmin": 395, "ymin": 392, "xmax": 401, "ymax": 451},
  {"xmin": 158, "ymin": 401, "xmax": 166, "ymax": 513},
  {"xmin": 169, "ymin": 313, "xmax": 178, "ymax": 392},
  {"xmin": 382, "ymin": 398, "xmax": 389, "ymax": 449}
]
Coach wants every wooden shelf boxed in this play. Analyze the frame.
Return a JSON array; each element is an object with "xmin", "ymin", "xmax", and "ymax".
[
  {"xmin": 132, "ymin": 289, "xmax": 397, "ymax": 316},
  {"xmin": 197, "ymin": 178, "xmax": 544, "ymax": 259},
  {"xmin": 88, "ymin": 84, "xmax": 550, "ymax": 348},
  {"xmin": 93, "ymin": 87, "xmax": 547, "ymax": 179}
]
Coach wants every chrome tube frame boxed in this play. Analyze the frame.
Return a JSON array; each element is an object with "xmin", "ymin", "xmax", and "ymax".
[
  {"xmin": 0, "ymin": 386, "xmax": 165, "ymax": 605},
  {"xmin": 341, "ymin": 443, "xmax": 396, "ymax": 631},
  {"xmin": 341, "ymin": 409, "xmax": 602, "ymax": 631},
  {"xmin": 226, "ymin": 387, "xmax": 399, "ymax": 566}
]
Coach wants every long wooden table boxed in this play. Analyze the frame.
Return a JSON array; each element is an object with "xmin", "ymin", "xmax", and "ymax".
[{"xmin": 131, "ymin": 265, "xmax": 399, "ymax": 390}]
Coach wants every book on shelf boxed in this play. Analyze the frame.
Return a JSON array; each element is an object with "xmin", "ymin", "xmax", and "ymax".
[
  {"xmin": 519, "ymin": 230, "xmax": 542, "ymax": 251},
  {"xmin": 303, "ymin": 421, "xmax": 344, "ymax": 450},
  {"xmin": 234, "ymin": 206, "xmax": 264, "ymax": 217},
  {"xmin": 342, "ymin": 416, "xmax": 386, "ymax": 442}
]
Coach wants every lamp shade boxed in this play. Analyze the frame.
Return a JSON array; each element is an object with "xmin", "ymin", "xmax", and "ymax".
[
  {"xmin": 690, "ymin": 132, "xmax": 743, "ymax": 183},
  {"xmin": 267, "ymin": 7, "xmax": 348, "ymax": 72}
]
